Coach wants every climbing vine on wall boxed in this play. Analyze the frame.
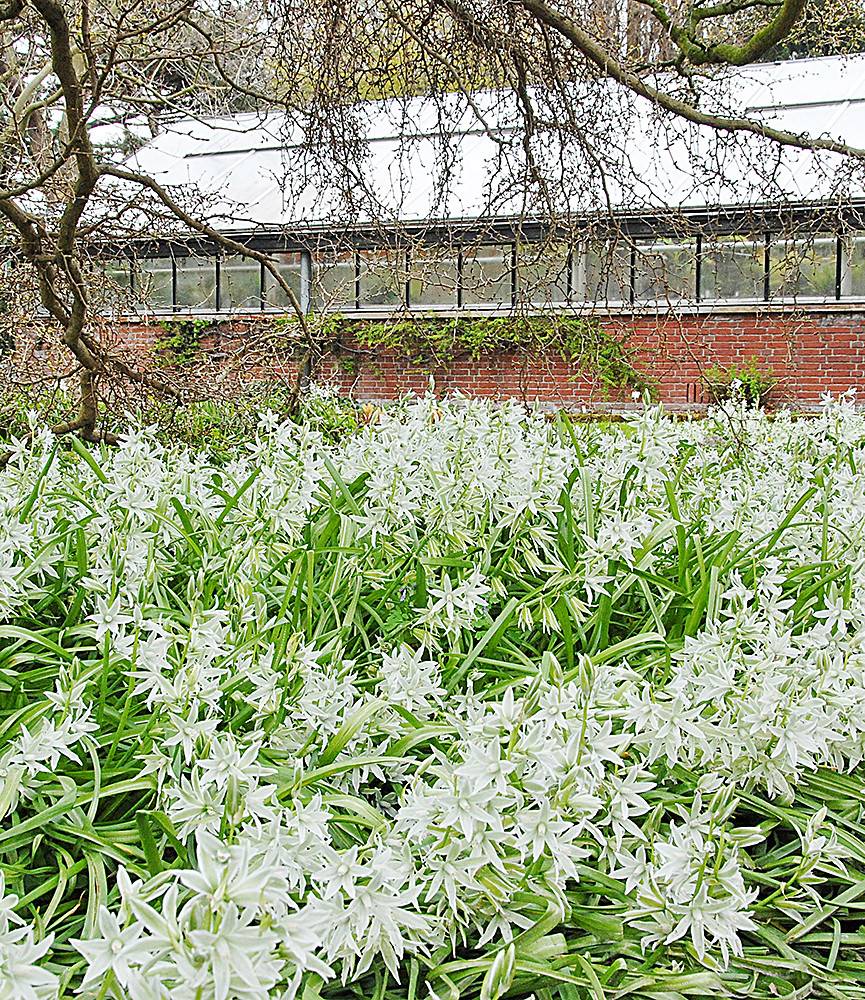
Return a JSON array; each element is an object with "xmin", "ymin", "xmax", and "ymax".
[
  {"xmin": 269, "ymin": 313, "xmax": 343, "ymax": 340},
  {"xmin": 150, "ymin": 313, "xmax": 652, "ymax": 396},
  {"xmin": 353, "ymin": 315, "xmax": 652, "ymax": 394},
  {"xmin": 154, "ymin": 317, "xmax": 217, "ymax": 365}
]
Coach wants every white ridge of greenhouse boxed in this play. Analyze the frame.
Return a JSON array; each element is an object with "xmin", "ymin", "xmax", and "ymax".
[{"xmin": 128, "ymin": 54, "xmax": 865, "ymax": 232}]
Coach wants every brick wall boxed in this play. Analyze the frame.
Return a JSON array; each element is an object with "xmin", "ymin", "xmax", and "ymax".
[{"xmin": 114, "ymin": 306, "xmax": 865, "ymax": 409}]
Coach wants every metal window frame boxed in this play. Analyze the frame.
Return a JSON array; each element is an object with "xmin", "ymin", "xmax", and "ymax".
[
  {"xmin": 572, "ymin": 242, "xmax": 587, "ymax": 302},
  {"xmin": 513, "ymin": 242, "xmax": 574, "ymax": 307},
  {"xmin": 259, "ymin": 252, "xmax": 308, "ymax": 312},
  {"xmin": 632, "ymin": 237, "xmax": 698, "ymax": 305},
  {"xmin": 458, "ymin": 243, "xmax": 513, "ymax": 308},
  {"xmin": 300, "ymin": 250, "xmax": 312, "ymax": 313},
  {"xmin": 406, "ymin": 246, "xmax": 460, "ymax": 309},
  {"xmin": 357, "ymin": 248, "xmax": 407, "ymax": 310},
  {"xmin": 628, "ymin": 242, "xmax": 636, "ymax": 306},
  {"xmin": 697, "ymin": 235, "xmax": 768, "ymax": 303},
  {"xmin": 216, "ymin": 253, "xmax": 267, "ymax": 312},
  {"xmin": 840, "ymin": 235, "xmax": 856, "ymax": 298},
  {"xmin": 172, "ymin": 254, "xmax": 218, "ymax": 312},
  {"xmin": 350, "ymin": 252, "xmax": 358, "ymax": 309},
  {"xmin": 695, "ymin": 234, "xmax": 702, "ymax": 303},
  {"xmin": 404, "ymin": 246, "xmax": 412, "ymax": 309},
  {"xmin": 835, "ymin": 235, "xmax": 844, "ymax": 300},
  {"xmin": 125, "ymin": 220, "xmax": 865, "ymax": 316},
  {"xmin": 767, "ymin": 232, "xmax": 841, "ymax": 303}
]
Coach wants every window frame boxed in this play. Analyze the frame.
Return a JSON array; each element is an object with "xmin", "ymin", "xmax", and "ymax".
[
  {"xmin": 115, "ymin": 226, "xmax": 865, "ymax": 318},
  {"xmin": 459, "ymin": 243, "xmax": 516, "ymax": 309}
]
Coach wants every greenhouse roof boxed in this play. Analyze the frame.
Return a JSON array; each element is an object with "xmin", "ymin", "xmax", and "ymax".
[{"xmin": 128, "ymin": 54, "xmax": 865, "ymax": 235}]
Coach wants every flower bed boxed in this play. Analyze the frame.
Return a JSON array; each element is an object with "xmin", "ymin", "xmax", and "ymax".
[{"xmin": 3, "ymin": 396, "xmax": 865, "ymax": 998}]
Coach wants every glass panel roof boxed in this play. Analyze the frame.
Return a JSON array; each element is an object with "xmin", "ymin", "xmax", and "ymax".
[{"xmin": 126, "ymin": 55, "xmax": 865, "ymax": 233}]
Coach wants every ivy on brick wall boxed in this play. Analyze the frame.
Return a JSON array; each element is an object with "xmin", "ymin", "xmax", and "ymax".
[
  {"xmin": 352, "ymin": 315, "xmax": 652, "ymax": 394},
  {"xmin": 154, "ymin": 317, "xmax": 217, "ymax": 365},
  {"xmin": 151, "ymin": 313, "xmax": 651, "ymax": 395}
]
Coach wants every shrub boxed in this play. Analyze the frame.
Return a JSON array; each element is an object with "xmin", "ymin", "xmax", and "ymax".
[{"xmin": 704, "ymin": 356, "xmax": 778, "ymax": 405}]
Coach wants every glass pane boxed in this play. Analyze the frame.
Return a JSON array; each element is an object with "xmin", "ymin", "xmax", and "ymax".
[
  {"xmin": 175, "ymin": 256, "xmax": 216, "ymax": 310},
  {"xmin": 769, "ymin": 236, "xmax": 837, "ymax": 299},
  {"xmin": 264, "ymin": 253, "xmax": 301, "ymax": 310},
  {"xmin": 841, "ymin": 236, "xmax": 865, "ymax": 297},
  {"xmin": 221, "ymin": 256, "xmax": 261, "ymax": 311},
  {"xmin": 359, "ymin": 250, "xmax": 404, "ymax": 308},
  {"xmin": 105, "ymin": 261, "xmax": 131, "ymax": 288},
  {"xmin": 634, "ymin": 239, "xmax": 695, "ymax": 301},
  {"xmin": 314, "ymin": 254, "xmax": 356, "ymax": 310},
  {"xmin": 97, "ymin": 261, "xmax": 132, "ymax": 312},
  {"xmin": 462, "ymin": 245, "xmax": 511, "ymax": 306},
  {"xmin": 701, "ymin": 238, "xmax": 765, "ymax": 301},
  {"xmin": 581, "ymin": 241, "xmax": 630, "ymax": 303},
  {"xmin": 408, "ymin": 248, "xmax": 457, "ymax": 307},
  {"xmin": 517, "ymin": 245, "xmax": 570, "ymax": 304},
  {"xmin": 136, "ymin": 258, "xmax": 173, "ymax": 310}
]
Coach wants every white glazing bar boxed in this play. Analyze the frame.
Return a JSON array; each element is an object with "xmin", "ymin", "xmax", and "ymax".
[
  {"xmin": 573, "ymin": 242, "xmax": 586, "ymax": 301},
  {"xmin": 840, "ymin": 236, "xmax": 854, "ymax": 297},
  {"xmin": 300, "ymin": 250, "xmax": 313, "ymax": 313}
]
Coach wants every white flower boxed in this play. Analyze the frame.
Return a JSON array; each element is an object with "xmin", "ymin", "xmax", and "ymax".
[
  {"xmin": 165, "ymin": 772, "xmax": 226, "ymax": 838},
  {"xmin": 514, "ymin": 798, "xmax": 589, "ymax": 876},
  {"xmin": 13, "ymin": 390, "xmax": 865, "ymax": 990},
  {"xmin": 178, "ymin": 831, "xmax": 288, "ymax": 910},
  {"xmin": 314, "ymin": 845, "xmax": 368, "ymax": 899},
  {"xmin": 184, "ymin": 904, "xmax": 281, "ymax": 1000},
  {"xmin": 86, "ymin": 595, "xmax": 133, "ymax": 641},
  {"xmin": 0, "ymin": 926, "xmax": 57, "ymax": 1000},
  {"xmin": 664, "ymin": 881, "xmax": 757, "ymax": 967},
  {"xmin": 420, "ymin": 569, "xmax": 490, "ymax": 638},
  {"xmin": 380, "ymin": 645, "xmax": 445, "ymax": 716},
  {"xmin": 73, "ymin": 907, "xmax": 146, "ymax": 989}
]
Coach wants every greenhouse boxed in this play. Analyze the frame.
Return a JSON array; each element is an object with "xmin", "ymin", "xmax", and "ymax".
[{"xmin": 108, "ymin": 53, "xmax": 865, "ymax": 316}]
